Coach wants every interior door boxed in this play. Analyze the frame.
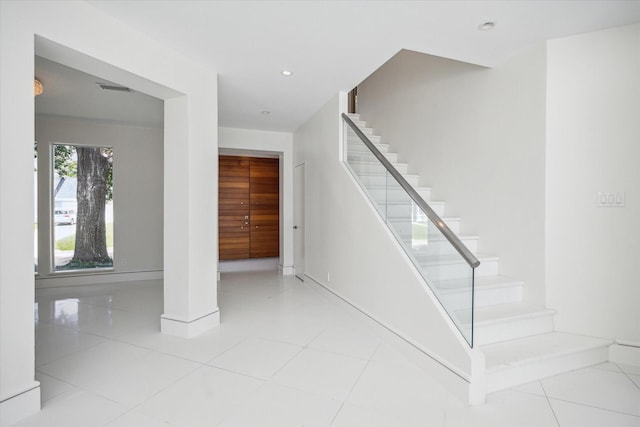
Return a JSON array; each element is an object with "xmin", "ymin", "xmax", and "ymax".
[
  {"xmin": 249, "ymin": 158, "xmax": 279, "ymax": 258},
  {"xmin": 293, "ymin": 163, "xmax": 305, "ymax": 280},
  {"xmin": 218, "ymin": 156, "xmax": 250, "ymax": 259}
]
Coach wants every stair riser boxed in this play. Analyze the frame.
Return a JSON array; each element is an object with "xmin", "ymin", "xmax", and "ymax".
[
  {"xmin": 419, "ymin": 258, "xmax": 498, "ymax": 282},
  {"xmin": 348, "ymin": 141, "xmax": 388, "ymax": 152},
  {"xmin": 474, "ymin": 285, "xmax": 523, "ymax": 308},
  {"xmin": 475, "ymin": 314, "xmax": 554, "ymax": 346},
  {"xmin": 349, "ymin": 161, "xmax": 409, "ymax": 175},
  {"xmin": 402, "ymin": 237, "xmax": 478, "ymax": 255},
  {"xmin": 391, "ymin": 218, "xmax": 461, "ymax": 237},
  {"xmin": 486, "ymin": 346, "xmax": 609, "ymax": 393},
  {"xmin": 366, "ymin": 187, "xmax": 432, "ymax": 203},
  {"xmin": 347, "ymin": 133, "xmax": 381, "ymax": 144},
  {"xmin": 348, "ymin": 152, "xmax": 399, "ymax": 164},
  {"xmin": 358, "ymin": 174, "xmax": 420, "ymax": 187},
  {"xmin": 437, "ymin": 284, "xmax": 523, "ymax": 311},
  {"xmin": 372, "ymin": 201, "xmax": 445, "ymax": 218}
]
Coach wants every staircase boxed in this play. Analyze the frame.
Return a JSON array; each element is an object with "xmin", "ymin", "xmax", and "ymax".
[{"xmin": 345, "ymin": 113, "xmax": 612, "ymax": 394}]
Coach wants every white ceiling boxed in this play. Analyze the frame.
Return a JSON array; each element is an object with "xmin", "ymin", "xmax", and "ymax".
[
  {"xmin": 38, "ymin": 1, "xmax": 640, "ymax": 132},
  {"xmin": 35, "ymin": 56, "xmax": 164, "ymax": 127}
]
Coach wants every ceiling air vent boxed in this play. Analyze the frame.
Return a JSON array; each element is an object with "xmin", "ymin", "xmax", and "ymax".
[{"xmin": 97, "ymin": 83, "xmax": 132, "ymax": 92}]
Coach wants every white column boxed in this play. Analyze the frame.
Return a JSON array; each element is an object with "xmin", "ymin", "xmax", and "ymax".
[
  {"xmin": 0, "ymin": 8, "xmax": 41, "ymax": 425},
  {"xmin": 161, "ymin": 92, "xmax": 220, "ymax": 338}
]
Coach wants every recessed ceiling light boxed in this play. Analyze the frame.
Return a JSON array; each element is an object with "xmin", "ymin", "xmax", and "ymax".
[
  {"xmin": 281, "ymin": 70, "xmax": 293, "ymax": 77},
  {"xmin": 261, "ymin": 110, "xmax": 270, "ymax": 115},
  {"xmin": 478, "ymin": 22, "xmax": 496, "ymax": 31}
]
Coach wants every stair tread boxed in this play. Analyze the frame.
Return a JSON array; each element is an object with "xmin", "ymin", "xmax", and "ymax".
[
  {"xmin": 416, "ymin": 252, "xmax": 495, "ymax": 264},
  {"xmin": 464, "ymin": 302, "xmax": 555, "ymax": 325},
  {"xmin": 482, "ymin": 332, "xmax": 613, "ymax": 372},
  {"xmin": 356, "ymin": 170, "xmax": 420, "ymax": 178},
  {"xmin": 433, "ymin": 274, "xmax": 522, "ymax": 292}
]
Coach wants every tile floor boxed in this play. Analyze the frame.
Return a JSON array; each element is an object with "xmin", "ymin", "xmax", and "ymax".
[{"xmin": 17, "ymin": 270, "xmax": 640, "ymax": 426}]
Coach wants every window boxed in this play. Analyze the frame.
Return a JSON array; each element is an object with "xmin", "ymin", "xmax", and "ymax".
[{"xmin": 52, "ymin": 144, "xmax": 114, "ymax": 271}]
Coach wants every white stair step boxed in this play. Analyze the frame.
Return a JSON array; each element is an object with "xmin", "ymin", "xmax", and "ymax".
[
  {"xmin": 473, "ymin": 275, "xmax": 524, "ymax": 307},
  {"xmin": 358, "ymin": 173, "xmax": 420, "ymax": 187},
  {"xmin": 349, "ymin": 160, "xmax": 409, "ymax": 175},
  {"xmin": 467, "ymin": 303, "xmax": 556, "ymax": 346},
  {"xmin": 415, "ymin": 254, "xmax": 497, "ymax": 282},
  {"xmin": 347, "ymin": 132, "xmax": 388, "ymax": 145},
  {"xmin": 365, "ymin": 186, "xmax": 432, "ymax": 203},
  {"xmin": 377, "ymin": 200, "xmax": 445, "ymax": 218},
  {"xmin": 390, "ymin": 217, "xmax": 461, "ymax": 237},
  {"xmin": 433, "ymin": 275, "xmax": 523, "ymax": 311},
  {"xmin": 404, "ymin": 234, "xmax": 478, "ymax": 256},
  {"xmin": 348, "ymin": 151, "xmax": 399, "ymax": 164},
  {"xmin": 348, "ymin": 119, "xmax": 367, "ymax": 127},
  {"xmin": 482, "ymin": 332, "xmax": 612, "ymax": 393},
  {"xmin": 347, "ymin": 113, "xmax": 360, "ymax": 120},
  {"xmin": 348, "ymin": 139, "xmax": 387, "ymax": 151}
]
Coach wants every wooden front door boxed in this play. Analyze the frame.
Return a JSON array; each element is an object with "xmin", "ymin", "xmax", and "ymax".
[{"xmin": 218, "ymin": 156, "xmax": 279, "ymax": 260}]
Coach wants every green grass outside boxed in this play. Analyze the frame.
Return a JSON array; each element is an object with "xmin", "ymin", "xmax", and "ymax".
[
  {"xmin": 412, "ymin": 222, "xmax": 429, "ymax": 240},
  {"xmin": 55, "ymin": 222, "xmax": 114, "ymax": 251}
]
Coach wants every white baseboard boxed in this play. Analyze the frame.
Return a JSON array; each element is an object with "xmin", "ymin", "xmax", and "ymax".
[
  {"xmin": 609, "ymin": 341, "xmax": 640, "ymax": 366},
  {"xmin": 219, "ymin": 258, "xmax": 279, "ymax": 273},
  {"xmin": 35, "ymin": 270, "xmax": 163, "ymax": 288},
  {"xmin": 0, "ymin": 383, "xmax": 40, "ymax": 427},
  {"xmin": 161, "ymin": 310, "xmax": 220, "ymax": 338},
  {"xmin": 280, "ymin": 264, "xmax": 294, "ymax": 275}
]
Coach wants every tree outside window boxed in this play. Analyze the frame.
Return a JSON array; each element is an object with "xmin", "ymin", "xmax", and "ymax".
[{"xmin": 53, "ymin": 144, "xmax": 114, "ymax": 271}]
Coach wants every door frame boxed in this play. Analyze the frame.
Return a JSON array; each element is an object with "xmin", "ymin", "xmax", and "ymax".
[{"xmin": 293, "ymin": 163, "xmax": 305, "ymax": 280}]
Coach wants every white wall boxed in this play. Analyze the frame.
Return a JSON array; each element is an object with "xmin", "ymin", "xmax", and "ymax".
[
  {"xmin": 218, "ymin": 127, "xmax": 294, "ymax": 273},
  {"xmin": 357, "ymin": 47, "xmax": 547, "ymax": 306},
  {"xmin": 546, "ymin": 24, "xmax": 640, "ymax": 343},
  {"xmin": 294, "ymin": 93, "xmax": 481, "ymax": 403},
  {"xmin": 35, "ymin": 116, "xmax": 164, "ymax": 283},
  {"xmin": 0, "ymin": 2, "xmax": 218, "ymax": 424}
]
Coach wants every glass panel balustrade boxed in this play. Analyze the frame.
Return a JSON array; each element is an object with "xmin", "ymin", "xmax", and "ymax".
[{"xmin": 343, "ymin": 116, "xmax": 476, "ymax": 346}]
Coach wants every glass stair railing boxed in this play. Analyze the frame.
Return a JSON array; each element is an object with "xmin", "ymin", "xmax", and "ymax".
[{"xmin": 342, "ymin": 113, "xmax": 480, "ymax": 347}]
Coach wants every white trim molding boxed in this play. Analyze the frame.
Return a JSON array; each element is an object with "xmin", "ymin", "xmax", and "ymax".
[
  {"xmin": 160, "ymin": 309, "xmax": 220, "ymax": 338},
  {"xmin": 0, "ymin": 383, "xmax": 40, "ymax": 427}
]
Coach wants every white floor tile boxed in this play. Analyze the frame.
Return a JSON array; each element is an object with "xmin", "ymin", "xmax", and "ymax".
[
  {"xmin": 135, "ymin": 365, "xmax": 263, "ymax": 426},
  {"xmin": 309, "ymin": 324, "xmax": 381, "ymax": 360},
  {"xmin": 38, "ymin": 340, "xmax": 150, "ymax": 386},
  {"xmin": 273, "ymin": 348, "xmax": 368, "ymax": 400},
  {"xmin": 104, "ymin": 410, "xmax": 176, "ymax": 427},
  {"xmin": 370, "ymin": 343, "xmax": 410, "ymax": 367},
  {"xmin": 591, "ymin": 361, "xmax": 623, "ymax": 373},
  {"xmin": 347, "ymin": 360, "xmax": 449, "ymax": 426},
  {"xmin": 541, "ymin": 368, "xmax": 640, "ymax": 416},
  {"xmin": 219, "ymin": 381, "xmax": 342, "ymax": 427},
  {"xmin": 510, "ymin": 380, "xmax": 546, "ymax": 397},
  {"xmin": 13, "ymin": 389, "xmax": 127, "ymax": 427},
  {"xmin": 28, "ymin": 271, "xmax": 640, "ymax": 427},
  {"xmin": 117, "ymin": 320, "xmax": 248, "ymax": 363},
  {"xmin": 81, "ymin": 350, "xmax": 201, "ymax": 407},
  {"xmin": 331, "ymin": 402, "xmax": 399, "ymax": 427},
  {"xmin": 35, "ymin": 371, "xmax": 75, "ymax": 403},
  {"xmin": 35, "ymin": 323, "xmax": 106, "ymax": 366},
  {"xmin": 250, "ymin": 312, "xmax": 329, "ymax": 346},
  {"xmin": 208, "ymin": 336, "xmax": 301, "ymax": 379},
  {"xmin": 619, "ymin": 363, "xmax": 640, "ymax": 376},
  {"xmin": 444, "ymin": 390, "xmax": 558, "ymax": 427},
  {"xmin": 550, "ymin": 399, "xmax": 640, "ymax": 427}
]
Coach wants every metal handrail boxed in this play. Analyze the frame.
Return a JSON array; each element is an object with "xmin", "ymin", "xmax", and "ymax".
[{"xmin": 342, "ymin": 113, "xmax": 480, "ymax": 269}]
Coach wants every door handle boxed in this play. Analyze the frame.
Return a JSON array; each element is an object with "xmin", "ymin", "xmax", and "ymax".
[{"xmin": 293, "ymin": 225, "xmax": 298, "ymax": 230}]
